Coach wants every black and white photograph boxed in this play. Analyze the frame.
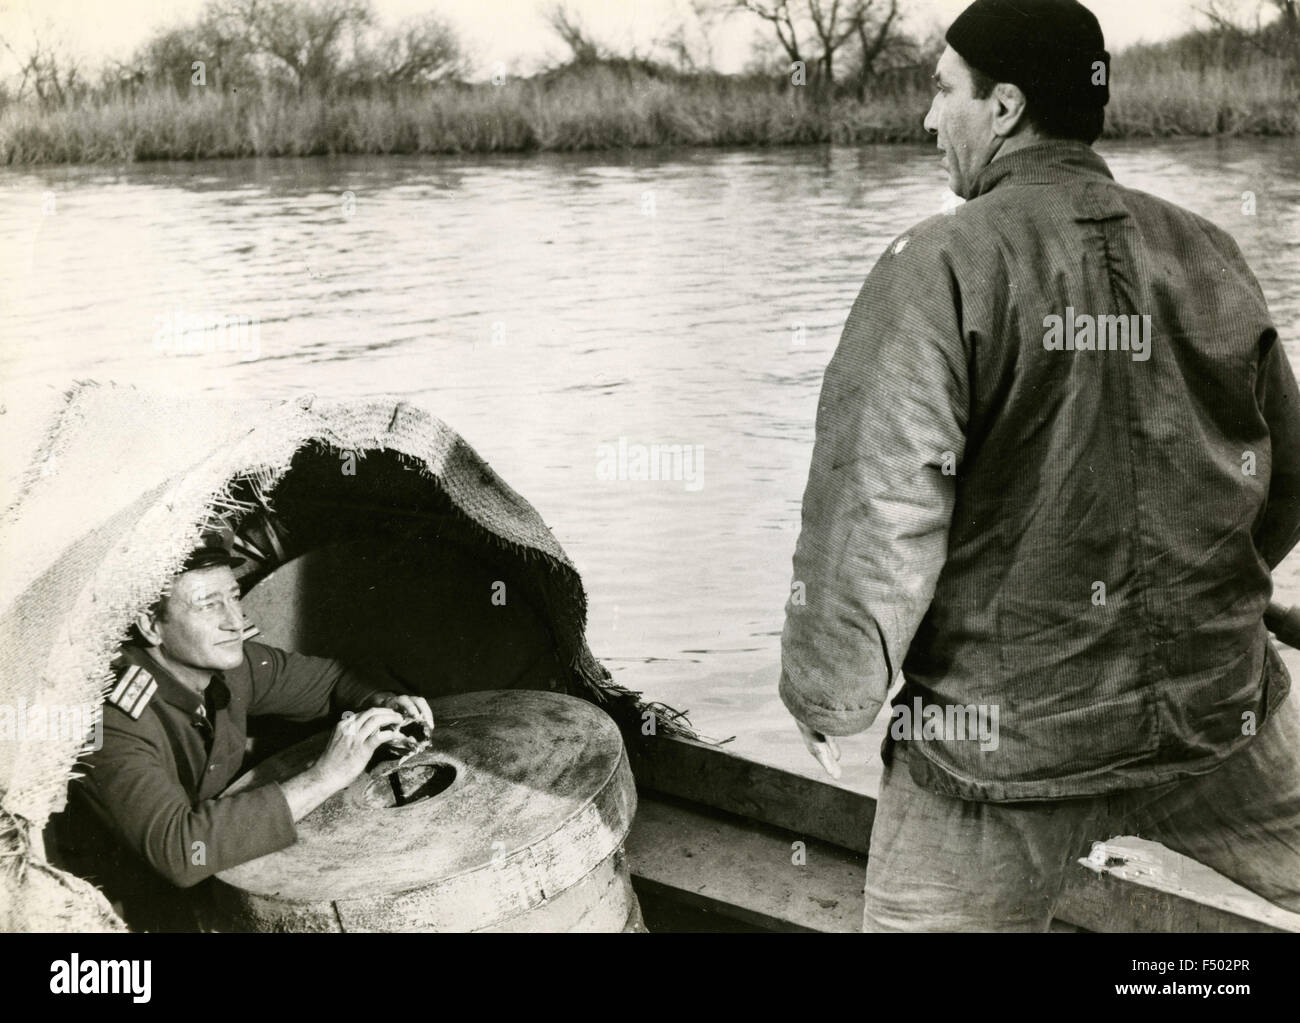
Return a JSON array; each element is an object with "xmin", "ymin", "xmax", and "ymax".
[{"xmin": 0, "ymin": 0, "xmax": 1297, "ymax": 998}]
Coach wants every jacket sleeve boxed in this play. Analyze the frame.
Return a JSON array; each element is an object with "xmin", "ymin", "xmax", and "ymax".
[
  {"xmin": 780, "ymin": 228, "xmax": 969, "ymax": 736},
  {"xmin": 1254, "ymin": 326, "xmax": 1300, "ymax": 570},
  {"xmin": 245, "ymin": 641, "xmax": 384, "ymax": 720},
  {"xmin": 79, "ymin": 717, "xmax": 297, "ymax": 888}
]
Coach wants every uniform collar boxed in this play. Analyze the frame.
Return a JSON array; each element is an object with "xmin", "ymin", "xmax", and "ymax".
[
  {"xmin": 122, "ymin": 644, "xmax": 230, "ymax": 718},
  {"xmin": 967, "ymin": 140, "xmax": 1114, "ymax": 201}
]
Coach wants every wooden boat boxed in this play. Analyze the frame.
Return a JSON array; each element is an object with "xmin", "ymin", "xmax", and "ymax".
[
  {"xmin": 7, "ymin": 384, "xmax": 1298, "ymax": 933},
  {"xmin": 227, "ymin": 454, "xmax": 1300, "ymax": 934}
]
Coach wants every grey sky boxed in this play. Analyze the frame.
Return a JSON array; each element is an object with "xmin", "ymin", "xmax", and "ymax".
[{"xmin": 0, "ymin": 0, "xmax": 1232, "ymax": 79}]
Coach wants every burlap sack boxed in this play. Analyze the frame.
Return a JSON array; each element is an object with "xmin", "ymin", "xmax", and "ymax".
[{"xmin": 0, "ymin": 382, "xmax": 653, "ymax": 931}]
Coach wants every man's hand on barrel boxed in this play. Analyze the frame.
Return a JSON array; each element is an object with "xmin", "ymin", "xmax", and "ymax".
[
  {"xmin": 278, "ymin": 707, "xmax": 405, "ymax": 821},
  {"xmin": 321, "ymin": 707, "xmax": 410, "ymax": 784},
  {"xmin": 364, "ymin": 691, "xmax": 435, "ymax": 734}
]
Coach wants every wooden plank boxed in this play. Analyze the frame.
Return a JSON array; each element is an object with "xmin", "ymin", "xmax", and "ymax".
[
  {"xmin": 1057, "ymin": 837, "xmax": 1300, "ymax": 933},
  {"xmin": 632, "ymin": 880, "xmax": 770, "ymax": 932},
  {"xmin": 626, "ymin": 796, "xmax": 1087, "ymax": 932},
  {"xmin": 625, "ymin": 794, "xmax": 867, "ymax": 933},
  {"xmin": 630, "ymin": 732, "xmax": 1298, "ymax": 933},
  {"xmin": 626, "ymin": 790, "xmax": 1300, "ymax": 933},
  {"xmin": 627, "ymin": 731, "xmax": 874, "ymax": 855}
]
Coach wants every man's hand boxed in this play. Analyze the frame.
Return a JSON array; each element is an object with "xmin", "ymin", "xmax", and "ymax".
[
  {"xmin": 796, "ymin": 720, "xmax": 842, "ymax": 779},
  {"xmin": 315, "ymin": 707, "xmax": 405, "ymax": 787},
  {"xmin": 279, "ymin": 707, "xmax": 404, "ymax": 821},
  {"xmin": 364, "ymin": 691, "xmax": 435, "ymax": 733}
]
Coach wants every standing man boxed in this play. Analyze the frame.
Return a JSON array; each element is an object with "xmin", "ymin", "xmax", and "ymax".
[
  {"xmin": 62, "ymin": 537, "xmax": 435, "ymax": 930},
  {"xmin": 780, "ymin": 0, "xmax": 1300, "ymax": 931}
]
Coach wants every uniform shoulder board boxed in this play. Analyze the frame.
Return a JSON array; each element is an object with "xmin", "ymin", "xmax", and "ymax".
[{"xmin": 107, "ymin": 663, "xmax": 158, "ymax": 720}]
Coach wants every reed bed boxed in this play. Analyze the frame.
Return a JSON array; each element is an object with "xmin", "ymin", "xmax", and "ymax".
[
  {"xmin": 1, "ymin": 56, "xmax": 1294, "ymax": 165},
  {"xmin": 1105, "ymin": 58, "xmax": 1299, "ymax": 137}
]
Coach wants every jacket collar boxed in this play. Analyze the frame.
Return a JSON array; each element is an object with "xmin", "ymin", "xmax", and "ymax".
[
  {"xmin": 967, "ymin": 140, "xmax": 1114, "ymax": 201},
  {"xmin": 123, "ymin": 644, "xmax": 226, "ymax": 717}
]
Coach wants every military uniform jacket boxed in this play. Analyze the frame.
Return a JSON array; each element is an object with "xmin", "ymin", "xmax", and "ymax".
[{"xmin": 76, "ymin": 641, "xmax": 382, "ymax": 888}]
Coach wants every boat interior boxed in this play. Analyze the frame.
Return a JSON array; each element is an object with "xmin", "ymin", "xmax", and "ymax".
[{"xmin": 45, "ymin": 442, "xmax": 1300, "ymax": 933}]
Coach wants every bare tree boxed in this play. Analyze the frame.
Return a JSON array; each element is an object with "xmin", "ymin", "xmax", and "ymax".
[
  {"xmin": 659, "ymin": 0, "xmax": 719, "ymax": 72},
  {"xmin": 111, "ymin": 0, "xmax": 472, "ymax": 99},
  {"xmin": 193, "ymin": 3, "xmax": 264, "ymax": 92},
  {"xmin": 210, "ymin": 0, "xmax": 373, "ymax": 93},
  {"xmin": 117, "ymin": 3, "xmax": 273, "ymax": 95},
  {"xmin": 1282, "ymin": 0, "xmax": 1300, "ymax": 36},
  {"xmin": 1261, "ymin": 0, "xmax": 1298, "ymax": 55},
  {"xmin": 1202, "ymin": 0, "xmax": 1299, "ymax": 33},
  {"xmin": 733, "ymin": 1, "xmax": 805, "ymax": 73},
  {"xmin": 363, "ymin": 13, "xmax": 469, "ymax": 86},
  {"xmin": 131, "ymin": 26, "xmax": 201, "ymax": 93},
  {"xmin": 544, "ymin": 3, "xmax": 605, "ymax": 65},
  {"xmin": 1198, "ymin": 0, "xmax": 1300, "ymax": 64},
  {"xmin": 850, "ymin": 0, "xmax": 908, "ymax": 99},
  {"xmin": 0, "ymin": 31, "xmax": 83, "ymax": 105},
  {"xmin": 806, "ymin": 0, "xmax": 860, "ymax": 84},
  {"xmin": 101, "ymin": 59, "xmax": 147, "ymax": 97},
  {"xmin": 726, "ymin": 0, "xmax": 909, "ymax": 93}
]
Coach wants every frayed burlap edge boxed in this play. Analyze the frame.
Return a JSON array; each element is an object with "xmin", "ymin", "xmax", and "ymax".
[{"xmin": 0, "ymin": 383, "xmax": 693, "ymax": 932}]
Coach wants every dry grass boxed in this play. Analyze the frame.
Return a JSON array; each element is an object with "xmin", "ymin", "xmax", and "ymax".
[
  {"xmin": 1105, "ymin": 57, "xmax": 1299, "ymax": 137},
  {"xmin": 1, "ymin": 57, "xmax": 1294, "ymax": 165}
]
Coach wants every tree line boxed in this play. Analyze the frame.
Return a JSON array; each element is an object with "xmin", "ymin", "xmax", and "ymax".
[{"xmin": 0, "ymin": 0, "xmax": 1295, "ymax": 109}]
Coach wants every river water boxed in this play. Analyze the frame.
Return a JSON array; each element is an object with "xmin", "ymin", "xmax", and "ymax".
[{"xmin": 3, "ymin": 138, "xmax": 1298, "ymax": 792}]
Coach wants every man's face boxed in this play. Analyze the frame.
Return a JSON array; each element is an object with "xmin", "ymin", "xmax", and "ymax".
[
  {"xmin": 924, "ymin": 46, "xmax": 1001, "ymax": 199},
  {"xmin": 151, "ymin": 566, "xmax": 245, "ymax": 672}
]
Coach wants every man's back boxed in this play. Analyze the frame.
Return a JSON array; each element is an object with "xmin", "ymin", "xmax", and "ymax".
[
  {"xmin": 787, "ymin": 0, "xmax": 1300, "ymax": 932},
  {"xmin": 781, "ymin": 140, "xmax": 1298, "ymax": 801},
  {"xmin": 911, "ymin": 141, "xmax": 1294, "ymax": 797}
]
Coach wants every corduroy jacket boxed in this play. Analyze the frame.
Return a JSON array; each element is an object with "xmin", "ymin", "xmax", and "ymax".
[{"xmin": 780, "ymin": 140, "xmax": 1300, "ymax": 801}]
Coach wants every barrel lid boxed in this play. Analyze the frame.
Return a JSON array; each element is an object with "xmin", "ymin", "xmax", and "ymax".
[{"xmin": 216, "ymin": 690, "xmax": 633, "ymax": 925}]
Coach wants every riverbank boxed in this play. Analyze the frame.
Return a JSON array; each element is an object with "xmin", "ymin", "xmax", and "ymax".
[{"xmin": 2, "ymin": 56, "xmax": 1296, "ymax": 166}]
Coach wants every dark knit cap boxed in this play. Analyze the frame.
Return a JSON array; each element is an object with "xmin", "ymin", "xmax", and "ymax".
[{"xmin": 946, "ymin": 0, "xmax": 1110, "ymax": 109}]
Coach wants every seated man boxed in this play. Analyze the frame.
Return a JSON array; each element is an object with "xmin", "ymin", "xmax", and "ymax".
[{"xmin": 59, "ymin": 538, "xmax": 434, "ymax": 930}]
